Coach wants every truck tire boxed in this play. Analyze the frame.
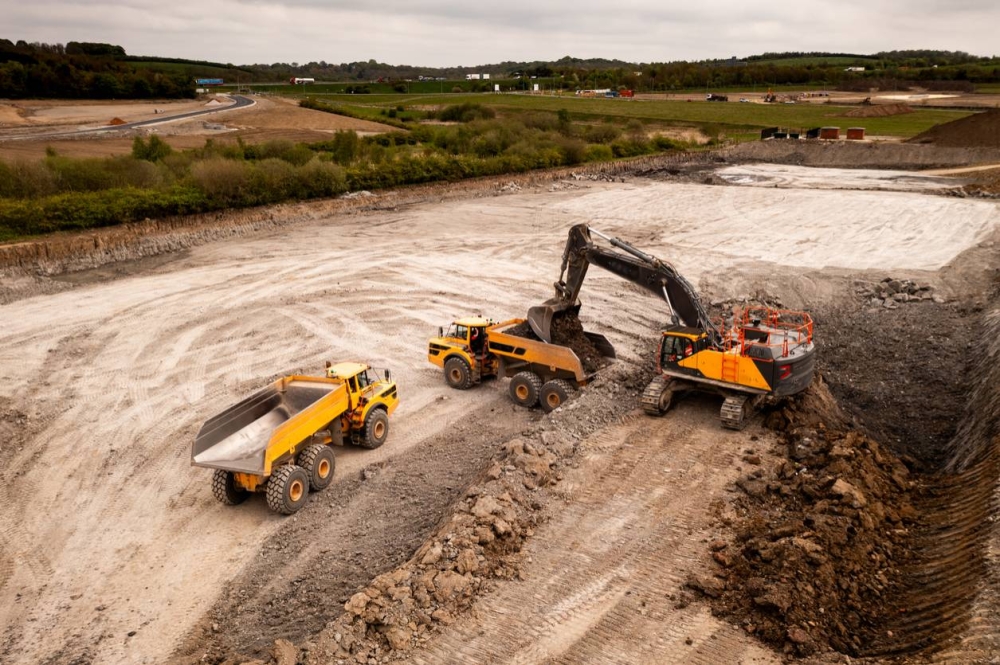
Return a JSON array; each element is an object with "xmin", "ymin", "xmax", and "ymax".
[
  {"xmin": 540, "ymin": 379, "xmax": 574, "ymax": 413},
  {"xmin": 266, "ymin": 465, "xmax": 310, "ymax": 515},
  {"xmin": 298, "ymin": 444, "xmax": 336, "ymax": 491},
  {"xmin": 360, "ymin": 408, "xmax": 389, "ymax": 449},
  {"xmin": 212, "ymin": 469, "xmax": 248, "ymax": 506},
  {"xmin": 444, "ymin": 357, "xmax": 472, "ymax": 390},
  {"xmin": 509, "ymin": 371, "xmax": 542, "ymax": 408}
]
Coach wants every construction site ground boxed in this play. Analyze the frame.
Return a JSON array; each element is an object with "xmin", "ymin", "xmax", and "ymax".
[{"xmin": 2, "ymin": 140, "xmax": 1000, "ymax": 664}]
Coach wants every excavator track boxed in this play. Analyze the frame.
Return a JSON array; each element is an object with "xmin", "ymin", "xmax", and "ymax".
[
  {"xmin": 720, "ymin": 394, "xmax": 753, "ymax": 430},
  {"xmin": 641, "ymin": 376, "xmax": 675, "ymax": 416}
]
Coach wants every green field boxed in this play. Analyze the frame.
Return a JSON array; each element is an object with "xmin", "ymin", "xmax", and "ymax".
[{"xmin": 294, "ymin": 93, "xmax": 973, "ymax": 139}]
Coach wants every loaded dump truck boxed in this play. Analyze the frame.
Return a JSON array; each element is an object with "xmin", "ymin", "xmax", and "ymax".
[
  {"xmin": 192, "ymin": 362, "xmax": 398, "ymax": 514},
  {"xmin": 428, "ymin": 317, "xmax": 614, "ymax": 412}
]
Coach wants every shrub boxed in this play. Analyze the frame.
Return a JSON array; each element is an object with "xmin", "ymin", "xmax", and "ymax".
[
  {"xmin": 297, "ymin": 160, "xmax": 348, "ymax": 198},
  {"xmin": 584, "ymin": 123, "xmax": 621, "ymax": 144},
  {"xmin": 584, "ymin": 144, "xmax": 615, "ymax": 162},
  {"xmin": 554, "ymin": 136, "xmax": 588, "ymax": 165},
  {"xmin": 189, "ymin": 158, "xmax": 251, "ymax": 204},
  {"xmin": 131, "ymin": 135, "xmax": 173, "ymax": 162},
  {"xmin": 249, "ymin": 159, "xmax": 298, "ymax": 203},
  {"xmin": 438, "ymin": 103, "xmax": 495, "ymax": 123}
]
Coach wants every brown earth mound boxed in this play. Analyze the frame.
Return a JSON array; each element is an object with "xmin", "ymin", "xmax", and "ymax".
[
  {"xmin": 692, "ymin": 379, "xmax": 918, "ymax": 657},
  {"xmin": 843, "ymin": 103, "xmax": 914, "ymax": 118},
  {"xmin": 910, "ymin": 109, "xmax": 1000, "ymax": 148},
  {"xmin": 107, "ymin": 117, "xmax": 126, "ymax": 125}
]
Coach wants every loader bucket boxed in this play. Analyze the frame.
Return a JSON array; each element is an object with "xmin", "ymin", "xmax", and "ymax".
[{"xmin": 527, "ymin": 300, "xmax": 580, "ymax": 343}]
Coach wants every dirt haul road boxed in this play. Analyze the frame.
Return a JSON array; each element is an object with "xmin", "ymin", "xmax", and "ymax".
[{"xmin": 1, "ymin": 166, "xmax": 998, "ymax": 664}]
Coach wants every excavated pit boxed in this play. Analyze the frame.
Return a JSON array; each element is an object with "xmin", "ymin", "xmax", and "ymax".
[{"xmin": 698, "ymin": 290, "xmax": 1000, "ymax": 660}]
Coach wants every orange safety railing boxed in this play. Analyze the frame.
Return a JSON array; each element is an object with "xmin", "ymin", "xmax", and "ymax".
[{"xmin": 716, "ymin": 307, "xmax": 813, "ymax": 359}]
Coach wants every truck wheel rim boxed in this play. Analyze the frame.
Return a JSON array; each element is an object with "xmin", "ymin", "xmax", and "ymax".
[
  {"xmin": 516, "ymin": 385, "xmax": 529, "ymax": 400},
  {"xmin": 289, "ymin": 479, "xmax": 304, "ymax": 502},
  {"xmin": 374, "ymin": 421, "xmax": 385, "ymax": 438},
  {"xmin": 318, "ymin": 459, "xmax": 331, "ymax": 478},
  {"xmin": 450, "ymin": 369, "xmax": 461, "ymax": 382},
  {"xmin": 547, "ymin": 393, "xmax": 560, "ymax": 408}
]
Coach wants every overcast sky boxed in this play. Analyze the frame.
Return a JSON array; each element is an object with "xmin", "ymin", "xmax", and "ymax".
[{"xmin": 3, "ymin": 0, "xmax": 998, "ymax": 67}]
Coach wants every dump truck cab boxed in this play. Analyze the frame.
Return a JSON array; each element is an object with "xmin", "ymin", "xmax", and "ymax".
[
  {"xmin": 325, "ymin": 361, "xmax": 399, "ymax": 442},
  {"xmin": 427, "ymin": 317, "xmax": 498, "ymax": 389}
]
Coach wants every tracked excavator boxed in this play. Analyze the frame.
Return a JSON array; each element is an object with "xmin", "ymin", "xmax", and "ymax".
[{"xmin": 528, "ymin": 224, "xmax": 816, "ymax": 429}]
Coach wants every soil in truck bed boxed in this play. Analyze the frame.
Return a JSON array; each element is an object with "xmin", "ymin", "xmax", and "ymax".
[{"xmin": 506, "ymin": 313, "xmax": 610, "ymax": 374}]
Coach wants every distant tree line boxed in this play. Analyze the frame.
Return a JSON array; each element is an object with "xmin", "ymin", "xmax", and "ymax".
[{"xmin": 0, "ymin": 39, "xmax": 195, "ymax": 99}]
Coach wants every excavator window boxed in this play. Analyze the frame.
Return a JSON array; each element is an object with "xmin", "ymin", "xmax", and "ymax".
[{"xmin": 661, "ymin": 335, "xmax": 693, "ymax": 363}]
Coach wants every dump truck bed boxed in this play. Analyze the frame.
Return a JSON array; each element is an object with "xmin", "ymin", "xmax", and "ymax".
[
  {"xmin": 192, "ymin": 375, "xmax": 349, "ymax": 477},
  {"xmin": 487, "ymin": 318, "xmax": 615, "ymax": 384}
]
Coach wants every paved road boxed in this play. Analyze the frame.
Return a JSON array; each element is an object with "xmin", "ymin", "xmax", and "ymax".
[{"xmin": 0, "ymin": 95, "xmax": 255, "ymax": 142}]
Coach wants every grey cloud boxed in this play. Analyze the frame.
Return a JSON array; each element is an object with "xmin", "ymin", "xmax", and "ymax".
[{"xmin": 3, "ymin": 0, "xmax": 998, "ymax": 66}]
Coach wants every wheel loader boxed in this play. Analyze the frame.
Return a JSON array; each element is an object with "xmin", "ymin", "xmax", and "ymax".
[
  {"xmin": 528, "ymin": 224, "xmax": 816, "ymax": 429},
  {"xmin": 427, "ymin": 317, "xmax": 614, "ymax": 412},
  {"xmin": 191, "ymin": 362, "xmax": 398, "ymax": 514}
]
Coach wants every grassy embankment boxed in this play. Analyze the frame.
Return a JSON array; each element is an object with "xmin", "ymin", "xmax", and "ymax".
[
  {"xmin": 0, "ymin": 94, "xmax": 974, "ymax": 243},
  {"xmin": 0, "ymin": 102, "xmax": 690, "ymax": 243}
]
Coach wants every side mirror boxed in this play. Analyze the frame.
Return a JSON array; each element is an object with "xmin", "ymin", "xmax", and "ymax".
[
  {"xmin": 438, "ymin": 326, "xmax": 444, "ymax": 337},
  {"xmin": 325, "ymin": 360, "xmax": 332, "ymax": 369},
  {"xmin": 384, "ymin": 369, "xmax": 391, "ymax": 382}
]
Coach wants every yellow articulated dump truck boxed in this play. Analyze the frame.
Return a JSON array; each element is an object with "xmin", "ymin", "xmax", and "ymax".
[
  {"xmin": 427, "ymin": 317, "xmax": 614, "ymax": 412},
  {"xmin": 192, "ymin": 362, "xmax": 398, "ymax": 514}
]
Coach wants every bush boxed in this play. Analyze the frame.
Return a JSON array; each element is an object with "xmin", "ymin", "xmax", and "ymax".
[
  {"xmin": 297, "ymin": 160, "xmax": 348, "ymax": 198},
  {"xmin": 438, "ymin": 103, "xmax": 495, "ymax": 123},
  {"xmin": 554, "ymin": 136, "xmax": 588, "ymax": 165},
  {"xmin": 189, "ymin": 158, "xmax": 251, "ymax": 204},
  {"xmin": 132, "ymin": 135, "xmax": 173, "ymax": 162},
  {"xmin": 584, "ymin": 144, "xmax": 615, "ymax": 162},
  {"xmin": 584, "ymin": 123, "xmax": 621, "ymax": 144}
]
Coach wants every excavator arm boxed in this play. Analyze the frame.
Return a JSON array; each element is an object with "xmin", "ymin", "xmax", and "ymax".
[{"xmin": 528, "ymin": 224, "xmax": 719, "ymax": 345}]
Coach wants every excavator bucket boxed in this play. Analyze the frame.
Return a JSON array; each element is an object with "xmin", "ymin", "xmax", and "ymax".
[{"xmin": 527, "ymin": 301, "xmax": 580, "ymax": 343}]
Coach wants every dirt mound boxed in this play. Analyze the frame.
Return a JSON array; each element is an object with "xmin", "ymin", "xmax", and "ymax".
[
  {"xmin": 693, "ymin": 379, "xmax": 918, "ymax": 657},
  {"xmin": 843, "ymin": 103, "xmax": 914, "ymax": 118},
  {"xmin": 506, "ymin": 312, "xmax": 610, "ymax": 373},
  {"xmin": 910, "ymin": 109, "xmax": 1000, "ymax": 148},
  {"xmin": 107, "ymin": 117, "xmax": 126, "ymax": 126}
]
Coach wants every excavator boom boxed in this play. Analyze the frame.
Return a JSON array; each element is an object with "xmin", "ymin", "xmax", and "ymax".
[{"xmin": 528, "ymin": 224, "xmax": 718, "ymax": 343}]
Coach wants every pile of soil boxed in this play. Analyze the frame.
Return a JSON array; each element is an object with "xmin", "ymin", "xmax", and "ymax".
[
  {"xmin": 910, "ymin": 109, "xmax": 1000, "ymax": 148},
  {"xmin": 506, "ymin": 312, "xmax": 610, "ymax": 373},
  {"xmin": 692, "ymin": 380, "xmax": 919, "ymax": 657},
  {"xmin": 843, "ymin": 103, "xmax": 914, "ymax": 118}
]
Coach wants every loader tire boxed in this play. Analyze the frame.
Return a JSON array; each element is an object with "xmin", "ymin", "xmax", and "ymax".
[
  {"xmin": 212, "ymin": 469, "xmax": 248, "ymax": 506},
  {"xmin": 540, "ymin": 379, "xmax": 574, "ymax": 413},
  {"xmin": 509, "ymin": 371, "xmax": 542, "ymax": 408},
  {"xmin": 299, "ymin": 444, "xmax": 336, "ymax": 491},
  {"xmin": 444, "ymin": 357, "xmax": 472, "ymax": 390},
  {"xmin": 360, "ymin": 408, "xmax": 389, "ymax": 449},
  {"xmin": 266, "ymin": 465, "xmax": 310, "ymax": 515}
]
